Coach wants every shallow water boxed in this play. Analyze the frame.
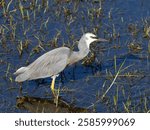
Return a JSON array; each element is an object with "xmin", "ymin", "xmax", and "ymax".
[{"xmin": 0, "ymin": 0, "xmax": 150, "ymax": 112}]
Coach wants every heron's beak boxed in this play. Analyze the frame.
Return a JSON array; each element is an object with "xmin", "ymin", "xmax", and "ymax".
[{"xmin": 96, "ymin": 38, "xmax": 108, "ymax": 42}]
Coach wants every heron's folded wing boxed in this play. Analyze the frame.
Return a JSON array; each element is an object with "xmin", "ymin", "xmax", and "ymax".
[{"xmin": 27, "ymin": 47, "xmax": 70, "ymax": 80}]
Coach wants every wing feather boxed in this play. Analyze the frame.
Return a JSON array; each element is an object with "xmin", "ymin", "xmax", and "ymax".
[
  {"xmin": 28, "ymin": 47, "xmax": 70, "ymax": 80},
  {"xmin": 15, "ymin": 47, "xmax": 71, "ymax": 81}
]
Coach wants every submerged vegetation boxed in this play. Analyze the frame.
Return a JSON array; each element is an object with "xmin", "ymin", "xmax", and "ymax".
[{"xmin": 0, "ymin": 0, "xmax": 150, "ymax": 112}]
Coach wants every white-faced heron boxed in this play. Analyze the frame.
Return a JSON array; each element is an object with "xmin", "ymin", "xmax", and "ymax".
[{"xmin": 14, "ymin": 33, "xmax": 107, "ymax": 96}]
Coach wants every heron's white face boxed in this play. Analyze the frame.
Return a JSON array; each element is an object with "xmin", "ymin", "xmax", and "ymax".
[{"xmin": 84, "ymin": 33, "xmax": 98, "ymax": 49}]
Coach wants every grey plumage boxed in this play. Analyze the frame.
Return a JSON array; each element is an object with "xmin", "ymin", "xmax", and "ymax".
[
  {"xmin": 14, "ymin": 47, "xmax": 70, "ymax": 82},
  {"xmin": 14, "ymin": 33, "xmax": 107, "ymax": 82}
]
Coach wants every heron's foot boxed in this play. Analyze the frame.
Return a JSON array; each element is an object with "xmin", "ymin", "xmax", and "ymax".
[
  {"xmin": 52, "ymin": 88, "xmax": 60, "ymax": 107},
  {"xmin": 51, "ymin": 88, "xmax": 60, "ymax": 97}
]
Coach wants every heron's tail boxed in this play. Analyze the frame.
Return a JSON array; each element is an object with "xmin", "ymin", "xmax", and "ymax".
[{"xmin": 14, "ymin": 67, "xmax": 29, "ymax": 82}]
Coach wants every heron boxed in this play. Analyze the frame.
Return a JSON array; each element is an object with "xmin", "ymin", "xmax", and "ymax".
[{"xmin": 14, "ymin": 33, "xmax": 107, "ymax": 96}]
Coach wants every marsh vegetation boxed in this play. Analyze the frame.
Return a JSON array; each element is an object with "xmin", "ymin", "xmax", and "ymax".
[{"xmin": 0, "ymin": 0, "xmax": 150, "ymax": 112}]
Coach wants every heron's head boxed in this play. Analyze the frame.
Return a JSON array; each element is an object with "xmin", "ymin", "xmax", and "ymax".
[{"xmin": 82, "ymin": 33, "xmax": 108, "ymax": 49}]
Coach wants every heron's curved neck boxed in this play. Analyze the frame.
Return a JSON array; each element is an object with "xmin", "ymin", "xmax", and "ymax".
[
  {"xmin": 78, "ymin": 44, "xmax": 90, "ymax": 59},
  {"xmin": 68, "ymin": 42, "xmax": 90, "ymax": 65}
]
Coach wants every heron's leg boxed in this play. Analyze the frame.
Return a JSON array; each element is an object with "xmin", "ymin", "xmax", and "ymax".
[
  {"xmin": 51, "ymin": 76, "xmax": 56, "ymax": 96},
  {"xmin": 50, "ymin": 74, "xmax": 59, "ymax": 96}
]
